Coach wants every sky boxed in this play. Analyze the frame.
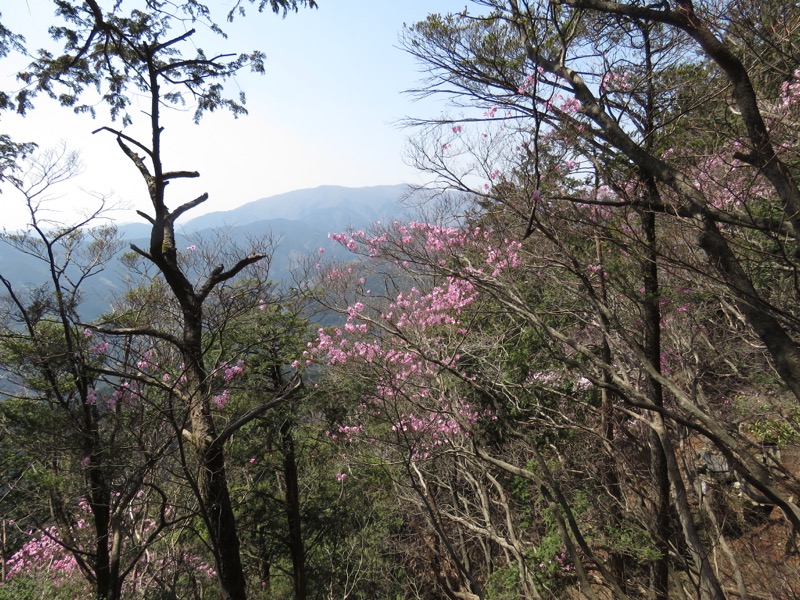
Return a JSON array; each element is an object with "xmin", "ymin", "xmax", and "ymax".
[{"xmin": 1, "ymin": 0, "xmax": 473, "ymax": 230}]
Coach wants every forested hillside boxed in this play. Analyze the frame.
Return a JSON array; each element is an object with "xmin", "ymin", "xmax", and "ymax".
[{"xmin": 2, "ymin": 1, "xmax": 800, "ymax": 599}]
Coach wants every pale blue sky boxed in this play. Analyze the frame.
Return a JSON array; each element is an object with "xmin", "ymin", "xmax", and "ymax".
[{"xmin": 2, "ymin": 1, "xmax": 473, "ymax": 229}]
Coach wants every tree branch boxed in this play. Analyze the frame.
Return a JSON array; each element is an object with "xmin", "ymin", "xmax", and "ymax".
[
  {"xmin": 171, "ymin": 192, "xmax": 208, "ymax": 222},
  {"xmin": 197, "ymin": 253, "xmax": 267, "ymax": 301},
  {"xmin": 212, "ymin": 377, "xmax": 302, "ymax": 449}
]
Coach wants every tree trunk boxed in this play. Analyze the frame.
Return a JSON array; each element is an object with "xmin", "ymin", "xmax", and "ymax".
[
  {"xmin": 595, "ymin": 235, "xmax": 631, "ymax": 594},
  {"xmin": 190, "ymin": 397, "xmax": 248, "ymax": 600},
  {"xmin": 203, "ymin": 459, "xmax": 247, "ymax": 600},
  {"xmin": 178, "ymin": 283, "xmax": 249, "ymax": 600},
  {"xmin": 282, "ymin": 420, "xmax": 307, "ymax": 600},
  {"xmin": 638, "ymin": 26, "xmax": 673, "ymax": 597},
  {"xmin": 652, "ymin": 416, "xmax": 725, "ymax": 600},
  {"xmin": 89, "ymin": 487, "xmax": 111, "ymax": 598},
  {"xmin": 85, "ymin": 408, "xmax": 115, "ymax": 600},
  {"xmin": 639, "ymin": 204, "xmax": 672, "ymax": 600}
]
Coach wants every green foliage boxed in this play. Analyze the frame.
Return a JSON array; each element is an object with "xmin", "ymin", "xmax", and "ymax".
[
  {"xmin": 485, "ymin": 563, "xmax": 523, "ymax": 599},
  {"xmin": 0, "ymin": 134, "xmax": 36, "ymax": 185},
  {"xmin": 2, "ymin": 1, "xmax": 317, "ymax": 123},
  {"xmin": 745, "ymin": 417, "xmax": 800, "ymax": 448},
  {"xmin": 0, "ymin": 321, "xmax": 78, "ymax": 393},
  {"xmin": 0, "ymin": 574, "xmax": 91, "ymax": 600},
  {"xmin": 733, "ymin": 392, "xmax": 800, "ymax": 447},
  {"xmin": 529, "ymin": 528, "xmax": 565, "ymax": 580},
  {"xmin": 604, "ymin": 522, "xmax": 662, "ymax": 563}
]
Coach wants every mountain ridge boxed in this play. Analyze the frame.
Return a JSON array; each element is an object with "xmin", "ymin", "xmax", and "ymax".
[
  {"xmin": 2, "ymin": 184, "xmax": 415, "ymax": 318},
  {"xmin": 180, "ymin": 183, "xmax": 414, "ymax": 232}
]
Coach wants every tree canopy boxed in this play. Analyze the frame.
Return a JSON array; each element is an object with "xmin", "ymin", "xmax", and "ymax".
[{"xmin": 3, "ymin": 1, "xmax": 800, "ymax": 599}]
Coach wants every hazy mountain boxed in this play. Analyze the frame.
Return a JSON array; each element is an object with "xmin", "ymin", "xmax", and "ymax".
[
  {"xmin": 1, "ymin": 184, "xmax": 414, "ymax": 318},
  {"xmin": 182, "ymin": 184, "xmax": 414, "ymax": 232}
]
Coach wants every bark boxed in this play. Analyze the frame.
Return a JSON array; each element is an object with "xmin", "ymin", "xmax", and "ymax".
[
  {"xmin": 282, "ymin": 420, "xmax": 307, "ymax": 600},
  {"xmin": 197, "ymin": 435, "xmax": 247, "ymax": 600},
  {"xmin": 697, "ymin": 482, "xmax": 750, "ymax": 600},
  {"xmin": 484, "ymin": 471, "xmax": 541, "ymax": 599},
  {"xmin": 183, "ymin": 357, "xmax": 247, "ymax": 600},
  {"xmin": 88, "ymin": 468, "xmax": 113, "ymax": 600},
  {"xmin": 638, "ymin": 194, "xmax": 671, "ymax": 600},
  {"xmin": 408, "ymin": 462, "xmax": 485, "ymax": 600},
  {"xmin": 595, "ymin": 236, "xmax": 632, "ymax": 594},
  {"xmin": 651, "ymin": 416, "xmax": 726, "ymax": 600},
  {"xmin": 637, "ymin": 28, "xmax": 673, "ymax": 596}
]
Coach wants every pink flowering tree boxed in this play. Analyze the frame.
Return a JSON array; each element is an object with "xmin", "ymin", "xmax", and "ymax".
[
  {"xmin": 293, "ymin": 218, "xmax": 618, "ymax": 597},
  {"xmin": 395, "ymin": 4, "xmax": 800, "ymax": 598},
  {"xmin": 405, "ymin": 1, "xmax": 800, "ymax": 398},
  {"xmin": 275, "ymin": 7, "xmax": 800, "ymax": 594},
  {"xmin": 2, "ymin": 496, "xmax": 216, "ymax": 599},
  {"xmin": 300, "ymin": 186, "xmax": 800, "ymax": 597}
]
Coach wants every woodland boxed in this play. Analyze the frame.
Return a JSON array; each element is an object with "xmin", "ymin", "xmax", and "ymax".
[{"xmin": 1, "ymin": 1, "xmax": 800, "ymax": 599}]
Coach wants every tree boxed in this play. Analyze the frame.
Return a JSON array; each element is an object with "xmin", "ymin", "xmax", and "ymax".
[
  {"xmin": 275, "ymin": 3, "xmax": 800, "ymax": 597},
  {"xmin": 1, "ymin": 2, "xmax": 317, "ymax": 598},
  {"xmin": 0, "ymin": 146, "xmax": 187, "ymax": 600},
  {"xmin": 394, "ymin": 1, "xmax": 800, "ymax": 596}
]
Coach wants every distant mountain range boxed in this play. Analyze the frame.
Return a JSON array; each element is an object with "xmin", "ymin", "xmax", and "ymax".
[
  {"xmin": 115, "ymin": 184, "xmax": 416, "ymax": 238},
  {"xmin": 184, "ymin": 184, "xmax": 415, "ymax": 232},
  {"xmin": 1, "ymin": 184, "xmax": 417, "ymax": 317}
]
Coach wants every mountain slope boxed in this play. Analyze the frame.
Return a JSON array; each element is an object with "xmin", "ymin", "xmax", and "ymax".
[
  {"xmin": 0, "ymin": 185, "xmax": 414, "ymax": 318},
  {"xmin": 182, "ymin": 184, "xmax": 413, "ymax": 232}
]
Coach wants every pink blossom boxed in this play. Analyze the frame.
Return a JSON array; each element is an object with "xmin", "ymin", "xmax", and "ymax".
[
  {"xmin": 212, "ymin": 389, "xmax": 230, "ymax": 409},
  {"xmin": 223, "ymin": 362, "xmax": 244, "ymax": 381},
  {"xmin": 90, "ymin": 341, "xmax": 109, "ymax": 354}
]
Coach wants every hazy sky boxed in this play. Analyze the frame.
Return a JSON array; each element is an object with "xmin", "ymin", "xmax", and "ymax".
[{"xmin": 1, "ymin": 1, "xmax": 472, "ymax": 230}]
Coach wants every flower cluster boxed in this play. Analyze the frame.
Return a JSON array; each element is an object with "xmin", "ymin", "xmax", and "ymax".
[
  {"xmin": 599, "ymin": 70, "xmax": 632, "ymax": 94},
  {"xmin": 303, "ymin": 220, "xmax": 517, "ymax": 466},
  {"xmin": 779, "ymin": 68, "xmax": 800, "ymax": 110},
  {"xmin": 330, "ymin": 222, "xmax": 523, "ymax": 280},
  {"xmin": 5, "ymin": 526, "xmax": 79, "ymax": 582},
  {"xmin": 209, "ymin": 359, "xmax": 246, "ymax": 409}
]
